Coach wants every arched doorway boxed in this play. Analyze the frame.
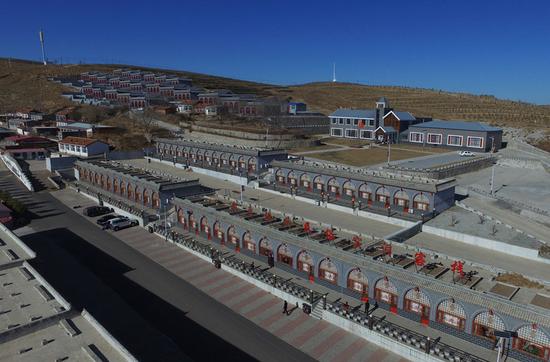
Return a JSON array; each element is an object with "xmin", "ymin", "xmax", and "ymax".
[
  {"xmin": 297, "ymin": 251, "xmax": 314, "ymax": 275},
  {"xmin": 200, "ymin": 217, "xmax": 210, "ymax": 238},
  {"xmin": 359, "ymin": 184, "xmax": 372, "ymax": 203},
  {"xmin": 143, "ymin": 189, "xmax": 150, "ymax": 205},
  {"xmin": 213, "ymin": 222, "xmax": 224, "ymax": 243},
  {"xmin": 127, "ymin": 183, "xmax": 134, "ymax": 200},
  {"xmin": 177, "ymin": 208, "xmax": 186, "ymax": 226},
  {"xmin": 342, "ymin": 181, "xmax": 355, "ymax": 198},
  {"xmin": 472, "ymin": 310, "xmax": 505, "ymax": 341},
  {"xmin": 327, "ymin": 178, "xmax": 340, "ymax": 198},
  {"xmin": 243, "ymin": 232, "xmax": 255, "ymax": 252},
  {"xmin": 259, "ymin": 238, "xmax": 272, "ymax": 257},
  {"xmin": 347, "ymin": 268, "xmax": 368, "ymax": 295},
  {"xmin": 106, "ymin": 177, "xmax": 112, "ymax": 191},
  {"xmin": 248, "ymin": 158, "xmax": 257, "ymax": 174},
  {"xmin": 287, "ymin": 171, "xmax": 297, "ymax": 187},
  {"xmin": 512, "ymin": 325, "xmax": 550, "ymax": 360},
  {"xmin": 275, "ymin": 169, "xmax": 286, "ymax": 185},
  {"xmin": 436, "ymin": 299, "xmax": 466, "ymax": 331},
  {"xmin": 120, "ymin": 182, "xmax": 126, "ymax": 196},
  {"xmin": 189, "ymin": 213, "xmax": 197, "ymax": 231},
  {"xmin": 404, "ymin": 287, "xmax": 430, "ymax": 322},
  {"xmin": 375, "ymin": 187, "xmax": 390, "ymax": 208},
  {"xmin": 394, "ymin": 190, "xmax": 410, "ymax": 212},
  {"xmin": 375, "ymin": 277, "xmax": 398, "ymax": 312},
  {"xmin": 152, "ymin": 192, "xmax": 160, "ymax": 209},
  {"xmin": 135, "ymin": 186, "xmax": 141, "ymax": 203},
  {"xmin": 313, "ymin": 175, "xmax": 324, "ymax": 193},
  {"xmin": 413, "ymin": 193, "xmax": 430, "ymax": 212},
  {"xmin": 318, "ymin": 258, "xmax": 338, "ymax": 284},
  {"xmin": 277, "ymin": 243, "xmax": 293, "ymax": 266},
  {"xmin": 300, "ymin": 174, "xmax": 312, "ymax": 192},
  {"xmin": 227, "ymin": 226, "xmax": 239, "ymax": 247},
  {"xmin": 113, "ymin": 179, "xmax": 119, "ymax": 193}
]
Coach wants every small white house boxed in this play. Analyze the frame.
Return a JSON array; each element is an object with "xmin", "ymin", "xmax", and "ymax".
[
  {"xmin": 176, "ymin": 104, "xmax": 193, "ymax": 114},
  {"xmin": 58, "ymin": 136, "xmax": 110, "ymax": 158},
  {"xmin": 205, "ymin": 105, "xmax": 219, "ymax": 116}
]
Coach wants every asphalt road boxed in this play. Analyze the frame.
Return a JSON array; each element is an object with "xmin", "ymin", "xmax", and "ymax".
[{"xmin": 2, "ymin": 171, "xmax": 314, "ymax": 362}]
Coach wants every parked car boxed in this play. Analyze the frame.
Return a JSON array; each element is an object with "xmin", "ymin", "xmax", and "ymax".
[
  {"xmin": 96, "ymin": 214, "xmax": 118, "ymax": 226},
  {"xmin": 105, "ymin": 216, "xmax": 128, "ymax": 229},
  {"xmin": 83, "ymin": 206, "xmax": 113, "ymax": 217},
  {"xmin": 458, "ymin": 151, "xmax": 475, "ymax": 157},
  {"xmin": 110, "ymin": 217, "xmax": 139, "ymax": 231}
]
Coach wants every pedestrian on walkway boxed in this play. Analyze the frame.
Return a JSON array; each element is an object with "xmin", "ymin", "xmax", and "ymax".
[{"xmin": 283, "ymin": 300, "xmax": 288, "ymax": 315}]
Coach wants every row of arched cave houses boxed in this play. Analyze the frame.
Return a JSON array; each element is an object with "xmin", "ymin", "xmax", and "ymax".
[
  {"xmin": 275, "ymin": 168, "xmax": 431, "ymax": 212},
  {"xmin": 157, "ymin": 144, "xmax": 258, "ymax": 173},
  {"xmin": 78, "ymin": 166, "xmax": 161, "ymax": 209},
  {"xmin": 176, "ymin": 208, "xmax": 549, "ymax": 360}
]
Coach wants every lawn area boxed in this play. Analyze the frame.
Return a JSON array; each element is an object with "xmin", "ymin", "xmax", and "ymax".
[
  {"xmin": 306, "ymin": 146, "xmax": 441, "ymax": 166},
  {"xmin": 288, "ymin": 144, "xmax": 344, "ymax": 153},
  {"xmin": 319, "ymin": 137, "xmax": 373, "ymax": 147}
]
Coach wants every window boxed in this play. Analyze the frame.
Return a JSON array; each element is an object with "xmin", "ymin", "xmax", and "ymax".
[
  {"xmin": 345, "ymin": 129, "xmax": 358, "ymax": 138},
  {"xmin": 467, "ymin": 136, "xmax": 483, "ymax": 148},
  {"xmin": 447, "ymin": 135, "xmax": 463, "ymax": 146},
  {"xmin": 331, "ymin": 128, "xmax": 343, "ymax": 137},
  {"xmin": 409, "ymin": 132, "xmax": 424, "ymax": 143},
  {"xmin": 427, "ymin": 133, "xmax": 442, "ymax": 144},
  {"xmin": 338, "ymin": 118, "xmax": 344, "ymax": 125},
  {"xmin": 331, "ymin": 118, "xmax": 337, "ymax": 124},
  {"xmin": 346, "ymin": 118, "xmax": 351, "ymax": 125},
  {"xmin": 360, "ymin": 130, "xmax": 373, "ymax": 139},
  {"xmin": 368, "ymin": 119, "xmax": 375, "ymax": 127},
  {"xmin": 353, "ymin": 119, "xmax": 358, "ymax": 125}
]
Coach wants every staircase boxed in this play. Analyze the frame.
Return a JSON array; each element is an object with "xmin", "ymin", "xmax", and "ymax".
[{"xmin": 310, "ymin": 301, "xmax": 324, "ymax": 320}]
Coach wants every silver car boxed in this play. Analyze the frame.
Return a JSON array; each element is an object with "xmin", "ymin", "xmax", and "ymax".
[{"xmin": 108, "ymin": 217, "xmax": 138, "ymax": 231}]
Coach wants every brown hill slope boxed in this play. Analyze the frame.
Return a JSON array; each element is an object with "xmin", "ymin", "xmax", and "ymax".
[{"xmin": 284, "ymin": 82, "xmax": 550, "ymax": 131}]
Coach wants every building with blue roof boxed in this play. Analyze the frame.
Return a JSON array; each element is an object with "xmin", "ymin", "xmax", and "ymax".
[
  {"xmin": 329, "ymin": 98, "xmax": 425, "ymax": 142},
  {"xmin": 404, "ymin": 119, "xmax": 502, "ymax": 151}
]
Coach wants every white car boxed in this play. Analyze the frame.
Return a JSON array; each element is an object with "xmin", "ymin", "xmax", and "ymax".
[
  {"xmin": 458, "ymin": 151, "xmax": 475, "ymax": 157},
  {"xmin": 107, "ymin": 217, "xmax": 138, "ymax": 231}
]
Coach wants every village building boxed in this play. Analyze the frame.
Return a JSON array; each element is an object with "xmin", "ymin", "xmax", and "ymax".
[{"xmin": 58, "ymin": 136, "xmax": 110, "ymax": 158}]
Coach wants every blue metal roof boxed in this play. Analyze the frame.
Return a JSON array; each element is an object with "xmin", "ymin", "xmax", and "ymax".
[
  {"xmin": 411, "ymin": 120, "xmax": 502, "ymax": 132},
  {"xmin": 329, "ymin": 109, "xmax": 376, "ymax": 119}
]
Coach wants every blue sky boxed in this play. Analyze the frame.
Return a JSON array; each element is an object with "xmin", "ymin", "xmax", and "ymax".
[{"xmin": 1, "ymin": 0, "xmax": 549, "ymax": 104}]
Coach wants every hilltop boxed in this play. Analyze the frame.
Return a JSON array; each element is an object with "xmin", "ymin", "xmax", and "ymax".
[{"xmin": 0, "ymin": 58, "xmax": 548, "ymax": 149}]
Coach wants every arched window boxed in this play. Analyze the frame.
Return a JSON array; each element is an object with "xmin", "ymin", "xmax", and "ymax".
[
  {"xmin": 394, "ymin": 190, "xmax": 410, "ymax": 210},
  {"xmin": 243, "ymin": 232, "xmax": 255, "ymax": 252},
  {"xmin": 313, "ymin": 176, "xmax": 324, "ymax": 192},
  {"xmin": 177, "ymin": 208, "xmax": 185, "ymax": 225},
  {"xmin": 300, "ymin": 174, "xmax": 312, "ymax": 191},
  {"xmin": 359, "ymin": 184, "xmax": 372, "ymax": 202},
  {"xmin": 413, "ymin": 193, "xmax": 430, "ymax": 211},
  {"xmin": 342, "ymin": 181, "xmax": 355, "ymax": 197},
  {"xmin": 513, "ymin": 325, "xmax": 550, "ymax": 360},
  {"xmin": 227, "ymin": 226, "xmax": 239, "ymax": 246},
  {"xmin": 200, "ymin": 216, "xmax": 209, "ymax": 235},
  {"xmin": 213, "ymin": 221, "xmax": 224, "ymax": 241},
  {"xmin": 259, "ymin": 238, "xmax": 272, "ymax": 257},
  {"xmin": 127, "ymin": 183, "xmax": 134, "ymax": 200},
  {"xmin": 404, "ymin": 287, "xmax": 430, "ymax": 318},
  {"xmin": 152, "ymin": 192, "xmax": 160, "ymax": 209},
  {"xmin": 473, "ymin": 311, "xmax": 505, "ymax": 341},
  {"xmin": 143, "ymin": 189, "xmax": 150, "ymax": 205},
  {"xmin": 275, "ymin": 169, "xmax": 286, "ymax": 184},
  {"xmin": 287, "ymin": 171, "xmax": 297, "ymax": 186},
  {"xmin": 436, "ymin": 299, "xmax": 466, "ymax": 331},
  {"xmin": 318, "ymin": 258, "xmax": 338, "ymax": 284},
  {"xmin": 374, "ymin": 277, "xmax": 398, "ymax": 308},
  {"xmin": 106, "ymin": 177, "xmax": 112, "ymax": 190},
  {"xmin": 277, "ymin": 243, "xmax": 293, "ymax": 266},
  {"xmin": 120, "ymin": 182, "xmax": 126, "ymax": 196},
  {"xmin": 113, "ymin": 179, "xmax": 119, "ymax": 193},
  {"xmin": 327, "ymin": 178, "xmax": 340, "ymax": 196},
  {"xmin": 248, "ymin": 158, "xmax": 257, "ymax": 173},
  {"xmin": 297, "ymin": 251, "xmax": 314, "ymax": 274},
  {"xmin": 375, "ymin": 187, "xmax": 390, "ymax": 207},
  {"xmin": 347, "ymin": 268, "xmax": 368, "ymax": 294},
  {"xmin": 189, "ymin": 213, "xmax": 197, "ymax": 230},
  {"xmin": 135, "ymin": 186, "xmax": 141, "ymax": 202},
  {"xmin": 238, "ymin": 156, "xmax": 247, "ymax": 169}
]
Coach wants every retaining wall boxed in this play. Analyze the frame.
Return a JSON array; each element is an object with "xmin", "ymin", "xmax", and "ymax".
[{"xmin": 422, "ymin": 225, "xmax": 549, "ymax": 264}]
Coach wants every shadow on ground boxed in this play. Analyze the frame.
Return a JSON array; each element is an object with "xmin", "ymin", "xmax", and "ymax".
[{"xmin": 22, "ymin": 228, "xmax": 257, "ymax": 362}]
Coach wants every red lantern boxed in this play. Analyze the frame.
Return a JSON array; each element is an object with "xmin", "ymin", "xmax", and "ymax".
[
  {"xmin": 303, "ymin": 222, "xmax": 310, "ymax": 233},
  {"xmin": 414, "ymin": 251, "xmax": 426, "ymax": 267},
  {"xmin": 325, "ymin": 228, "xmax": 335, "ymax": 241},
  {"xmin": 352, "ymin": 235, "xmax": 362, "ymax": 249}
]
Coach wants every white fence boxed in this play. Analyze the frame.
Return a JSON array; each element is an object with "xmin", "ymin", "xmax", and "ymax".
[{"xmin": 0, "ymin": 153, "xmax": 34, "ymax": 191}]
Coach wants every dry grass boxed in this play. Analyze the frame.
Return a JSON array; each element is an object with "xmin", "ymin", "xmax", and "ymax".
[
  {"xmin": 495, "ymin": 273, "xmax": 544, "ymax": 289},
  {"xmin": 306, "ymin": 147, "xmax": 435, "ymax": 166},
  {"xmin": 281, "ymin": 82, "xmax": 550, "ymax": 131},
  {"xmin": 319, "ymin": 137, "xmax": 373, "ymax": 147},
  {"xmin": 288, "ymin": 144, "xmax": 342, "ymax": 153}
]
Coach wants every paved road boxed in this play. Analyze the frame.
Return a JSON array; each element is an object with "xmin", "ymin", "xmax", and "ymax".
[{"xmin": 1, "ymin": 170, "xmax": 314, "ymax": 362}]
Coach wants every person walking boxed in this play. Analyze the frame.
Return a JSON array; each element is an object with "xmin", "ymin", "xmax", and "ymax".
[{"xmin": 283, "ymin": 300, "xmax": 288, "ymax": 315}]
